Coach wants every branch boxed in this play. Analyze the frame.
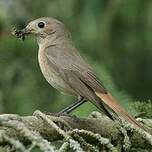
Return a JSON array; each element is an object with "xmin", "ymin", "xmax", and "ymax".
[{"xmin": 0, "ymin": 110, "xmax": 151, "ymax": 151}]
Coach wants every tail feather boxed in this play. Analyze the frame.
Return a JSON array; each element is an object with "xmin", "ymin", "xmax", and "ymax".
[{"xmin": 95, "ymin": 92, "xmax": 150, "ymax": 133}]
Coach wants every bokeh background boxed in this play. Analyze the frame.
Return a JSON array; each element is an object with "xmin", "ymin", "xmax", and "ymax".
[{"xmin": 0, "ymin": 0, "xmax": 152, "ymax": 116}]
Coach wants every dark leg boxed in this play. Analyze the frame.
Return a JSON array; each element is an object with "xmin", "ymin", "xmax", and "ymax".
[{"xmin": 59, "ymin": 97, "xmax": 87, "ymax": 114}]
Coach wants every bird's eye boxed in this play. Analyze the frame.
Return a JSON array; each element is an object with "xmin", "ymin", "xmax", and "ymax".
[{"xmin": 38, "ymin": 22, "xmax": 45, "ymax": 28}]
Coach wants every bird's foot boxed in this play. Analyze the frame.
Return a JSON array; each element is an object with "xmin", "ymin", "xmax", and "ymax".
[{"xmin": 43, "ymin": 111, "xmax": 70, "ymax": 117}]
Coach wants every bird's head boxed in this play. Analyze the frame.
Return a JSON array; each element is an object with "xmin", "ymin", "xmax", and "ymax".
[{"xmin": 13, "ymin": 17, "xmax": 71, "ymax": 42}]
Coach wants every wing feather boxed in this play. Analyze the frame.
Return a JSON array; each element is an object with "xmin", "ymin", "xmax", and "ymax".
[{"xmin": 45, "ymin": 45, "xmax": 107, "ymax": 94}]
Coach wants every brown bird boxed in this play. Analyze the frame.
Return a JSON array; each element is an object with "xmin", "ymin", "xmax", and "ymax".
[{"xmin": 14, "ymin": 17, "xmax": 150, "ymax": 132}]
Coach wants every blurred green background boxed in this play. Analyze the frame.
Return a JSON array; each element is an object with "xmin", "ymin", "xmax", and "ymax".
[{"xmin": 0, "ymin": 0, "xmax": 152, "ymax": 116}]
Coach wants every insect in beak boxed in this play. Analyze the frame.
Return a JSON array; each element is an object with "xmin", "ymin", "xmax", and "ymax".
[{"xmin": 11, "ymin": 27, "xmax": 31, "ymax": 41}]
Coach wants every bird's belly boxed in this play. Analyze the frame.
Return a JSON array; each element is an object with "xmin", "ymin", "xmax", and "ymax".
[
  {"xmin": 45, "ymin": 68, "xmax": 74, "ymax": 95},
  {"xmin": 38, "ymin": 51, "xmax": 76, "ymax": 96}
]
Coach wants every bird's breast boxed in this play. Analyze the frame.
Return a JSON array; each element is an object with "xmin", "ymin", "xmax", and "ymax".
[{"xmin": 38, "ymin": 48, "xmax": 76, "ymax": 96}]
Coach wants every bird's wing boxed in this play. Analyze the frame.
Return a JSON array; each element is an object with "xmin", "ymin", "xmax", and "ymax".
[{"xmin": 45, "ymin": 45, "xmax": 107, "ymax": 96}]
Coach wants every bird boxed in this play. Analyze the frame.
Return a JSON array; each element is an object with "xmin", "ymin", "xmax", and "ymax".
[{"xmin": 13, "ymin": 17, "xmax": 150, "ymax": 133}]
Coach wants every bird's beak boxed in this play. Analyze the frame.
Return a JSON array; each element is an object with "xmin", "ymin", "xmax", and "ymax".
[
  {"xmin": 20, "ymin": 28, "xmax": 29, "ymax": 34},
  {"xmin": 12, "ymin": 26, "xmax": 36, "ymax": 41},
  {"xmin": 20, "ymin": 27, "xmax": 35, "ymax": 35}
]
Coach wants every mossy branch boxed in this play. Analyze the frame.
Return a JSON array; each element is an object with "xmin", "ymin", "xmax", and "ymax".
[{"xmin": 0, "ymin": 110, "xmax": 151, "ymax": 152}]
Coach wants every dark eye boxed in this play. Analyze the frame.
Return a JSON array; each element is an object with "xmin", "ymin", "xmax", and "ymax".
[{"xmin": 38, "ymin": 22, "xmax": 45, "ymax": 28}]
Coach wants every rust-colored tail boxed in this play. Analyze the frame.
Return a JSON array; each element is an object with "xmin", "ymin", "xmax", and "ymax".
[{"xmin": 95, "ymin": 92, "xmax": 150, "ymax": 133}]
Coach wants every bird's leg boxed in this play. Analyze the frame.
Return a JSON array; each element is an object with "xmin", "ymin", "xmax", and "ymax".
[{"xmin": 59, "ymin": 96, "xmax": 87, "ymax": 114}]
